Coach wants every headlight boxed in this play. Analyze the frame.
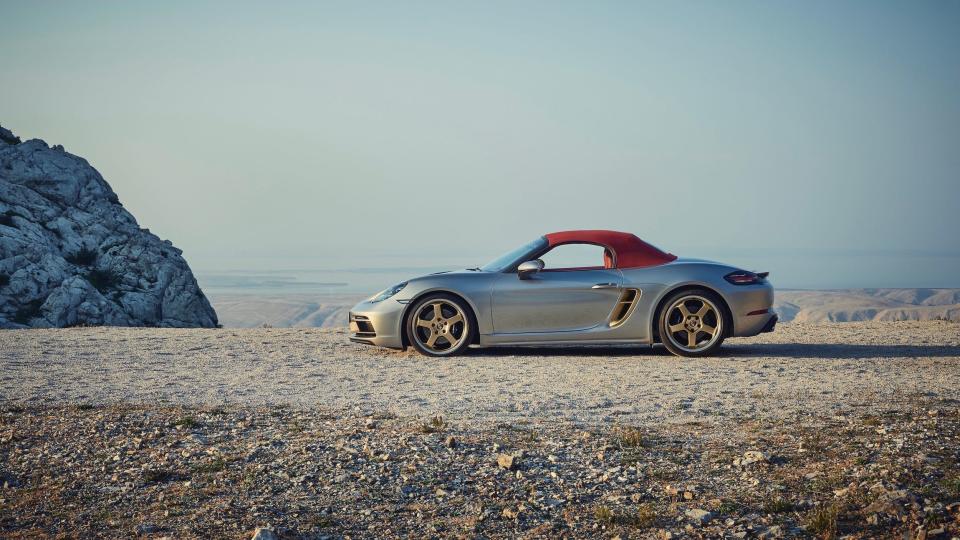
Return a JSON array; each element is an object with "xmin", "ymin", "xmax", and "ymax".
[{"xmin": 370, "ymin": 282, "xmax": 408, "ymax": 302}]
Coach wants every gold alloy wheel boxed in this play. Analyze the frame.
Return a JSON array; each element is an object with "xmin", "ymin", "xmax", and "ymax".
[
  {"xmin": 664, "ymin": 295, "xmax": 722, "ymax": 352},
  {"xmin": 412, "ymin": 300, "xmax": 467, "ymax": 353}
]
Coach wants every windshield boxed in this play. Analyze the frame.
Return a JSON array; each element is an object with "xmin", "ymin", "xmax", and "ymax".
[{"xmin": 480, "ymin": 237, "xmax": 548, "ymax": 272}]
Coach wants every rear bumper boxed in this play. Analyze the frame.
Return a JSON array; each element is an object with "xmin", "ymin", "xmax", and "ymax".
[
  {"xmin": 724, "ymin": 283, "xmax": 776, "ymax": 337},
  {"xmin": 348, "ymin": 299, "xmax": 406, "ymax": 349}
]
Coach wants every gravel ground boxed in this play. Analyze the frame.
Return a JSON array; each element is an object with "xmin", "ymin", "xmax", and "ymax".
[
  {"xmin": 2, "ymin": 402, "xmax": 958, "ymax": 538},
  {"xmin": 2, "ymin": 321, "xmax": 960, "ymax": 538},
  {"xmin": 2, "ymin": 322, "xmax": 959, "ymax": 424}
]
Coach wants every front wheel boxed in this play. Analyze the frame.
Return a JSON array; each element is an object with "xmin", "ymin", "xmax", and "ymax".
[
  {"xmin": 405, "ymin": 294, "xmax": 475, "ymax": 357},
  {"xmin": 658, "ymin": 289, "xmax": 727, "ymax": 357}
]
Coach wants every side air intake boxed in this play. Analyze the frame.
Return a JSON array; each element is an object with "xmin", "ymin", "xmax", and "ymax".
[{"xmin": 609, "ymin": 288, "xmax": 641, "ymax": 327}]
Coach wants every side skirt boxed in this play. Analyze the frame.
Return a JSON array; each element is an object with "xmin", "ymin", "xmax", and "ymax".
[{"xmin": 476, "ymin": 336, "xmax": 652, "ymax": 347}]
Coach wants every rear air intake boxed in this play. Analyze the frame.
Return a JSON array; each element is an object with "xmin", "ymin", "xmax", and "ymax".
[{"xmin": 609, "ymin": 288, "xmax": 641, "ymax": 327}]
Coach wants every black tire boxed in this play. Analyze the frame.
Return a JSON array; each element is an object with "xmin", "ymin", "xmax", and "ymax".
[
  {"xmin": 657, "ymin": 288, "xmax": 727, "ymax": 357},
  {"xmin": 405, "ymin": 293, "xmax": 475, "ymax": 357}
]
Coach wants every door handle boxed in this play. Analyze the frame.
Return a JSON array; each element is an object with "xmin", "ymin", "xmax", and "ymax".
[{"xmin": 591, "ymin": 283, "xmax": 618, "ymax": 289}]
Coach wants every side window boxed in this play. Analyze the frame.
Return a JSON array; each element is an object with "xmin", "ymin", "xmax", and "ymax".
[{"xmin": 539, "ymin": 243, "xmax": 609, "ymax": 270}]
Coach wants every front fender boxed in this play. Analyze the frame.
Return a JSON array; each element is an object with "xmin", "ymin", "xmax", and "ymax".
[{"xmin": 394, "ymin": 274, "xmax": 497, "ymax": 336}]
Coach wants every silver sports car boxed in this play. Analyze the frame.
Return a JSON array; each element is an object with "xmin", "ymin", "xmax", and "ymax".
[{"xmin": 349, "ymin": 230, "xmax": 776, "ymax": 357}]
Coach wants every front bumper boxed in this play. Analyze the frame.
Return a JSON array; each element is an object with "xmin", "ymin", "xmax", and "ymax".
[{"xmin": 348, "ymin": 299, "xmax": 406, "ymax": 349}]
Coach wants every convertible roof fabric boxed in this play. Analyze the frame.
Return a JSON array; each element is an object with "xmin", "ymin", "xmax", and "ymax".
[{"xmin": 544, "ymin": 230, "xmax": 677, "ymax": 269}]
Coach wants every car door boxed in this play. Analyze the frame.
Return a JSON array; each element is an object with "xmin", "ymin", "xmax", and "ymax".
[{"xmin": 490, "ymin": 242, "xmax": 624, "ymax": 334}]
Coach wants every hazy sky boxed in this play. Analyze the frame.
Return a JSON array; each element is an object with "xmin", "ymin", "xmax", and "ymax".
[{"xmin": 2, "ymin": 1, "xmax": 958, "ymax": 288}]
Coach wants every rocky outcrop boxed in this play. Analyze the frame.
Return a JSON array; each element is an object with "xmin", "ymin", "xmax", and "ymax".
[{"xmin": 0, "ymin": 124, "xmax": 217, "ymax": 328}]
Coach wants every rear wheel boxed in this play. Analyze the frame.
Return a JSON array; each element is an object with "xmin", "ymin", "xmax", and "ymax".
[
  {"xmin": 406, "ymin": 294, "xmax": 474, "ymax": 357},
  {"xmin": 658, "ymin": 289, "xmax": 726, "ymax": 357}
]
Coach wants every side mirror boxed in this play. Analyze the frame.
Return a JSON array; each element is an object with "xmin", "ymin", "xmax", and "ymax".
[{"xmin": 517, "ymin": 259, "xmax": 544, "ymax": 280}]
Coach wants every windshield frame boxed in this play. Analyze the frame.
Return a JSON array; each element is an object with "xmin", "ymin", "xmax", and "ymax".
[{"xmin": 480, "ymin": 237, "xmax": 548, "ymax": 273}]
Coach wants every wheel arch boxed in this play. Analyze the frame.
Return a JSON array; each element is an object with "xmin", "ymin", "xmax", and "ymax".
[
  {"xmin": 650, "ymin": 283, "xmax": 734, "ymax": 342},
  {"xmin": 400, "ymin": 289, "xmax": 481, "ymax": 348}
]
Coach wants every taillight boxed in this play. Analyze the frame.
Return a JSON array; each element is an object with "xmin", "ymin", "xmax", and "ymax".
[{"xmin": 724, "ymin": 270, "xmax": 767, "ymax": 285}]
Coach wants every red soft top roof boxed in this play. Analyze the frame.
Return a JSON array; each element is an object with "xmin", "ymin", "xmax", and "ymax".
[{"xmin": 544, "ymin": 230, "xmax": 677, "ymax": 269}]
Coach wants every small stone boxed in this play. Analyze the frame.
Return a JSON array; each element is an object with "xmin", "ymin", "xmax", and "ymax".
[
  {"xmin": 758, "ymin": 525, "xmax": 783, "ymax": 539},
  {"xmin": 497, "ymin": 454, "xmax": 516, "ymax": 470},
  {"xmin": 683, "ymin": 491, "xmax": 695, "ymax": 501},
  {"xmin": 134, "ymin": 523, "xmax": 160, "ymax": 535},
  {"xmin": 739, "ymin": 451, "xmax": 768, "ymax": 466},
  {"xmin": 684, "ymin": 508, "xmax": 713, "ymax": 526},
  {"xmin": 445, "ymin": 436, "xmax": 457, "ymax": 448},
  {"xmin": 364, "ymin": 418, "xmax": 376, "ymax": 429},
  {"xmin": 188, "ymin": 433, "xmax": 209, "ymax": 445},
  {"xmin": 251, "ymin": 528, "xmax": 278, "ymax": 540}
]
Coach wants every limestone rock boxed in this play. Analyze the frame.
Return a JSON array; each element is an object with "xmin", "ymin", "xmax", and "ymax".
[{"xmin": 0, "ymin": 125, "xmax": 217, "ymax": 328}]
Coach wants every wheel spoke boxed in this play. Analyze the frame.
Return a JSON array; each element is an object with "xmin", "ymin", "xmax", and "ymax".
[
  {"xmin": 695, "ymin": 304, "xmax": 711, "ymax": 317},
  {"xmin": 445, "ymin": 312, "xmax": 464, "ymax": 326},
  {"xmin": 669, "ymin": 322, "xmax": 686, "ymax": 333},
  {"xmin": 416, "ymin": 318, "xmax": 432, "ymax": 329},
  {"xmin": 687, "ymin": 330, "xmax": 698, "ymax": 348},
  {"xmin": 700, "ymin": 324, "xmax": 716, "ymax": 336},
  {"xmin": 676, "ymin": 303, "xmax": 692, "ymax": 317},
  {"xmin": 443, "ymin": 334, "xmax": 459, "ymax": 346},
  {"xmin": 431, "ymin": 303, "xmax": 443, "ymax": 320},
  {"xmin": 425, "ymin": 331, "xmax": 439, "ymax": 348}
]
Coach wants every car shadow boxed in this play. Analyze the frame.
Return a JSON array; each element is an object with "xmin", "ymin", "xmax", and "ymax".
[
  {"xmin": 721, "ymin": 343, "xmax": 960, "ymax": 359},
  {"xmin": 470, "ymin": 343, "xmax": 960, "ymax": 360}
]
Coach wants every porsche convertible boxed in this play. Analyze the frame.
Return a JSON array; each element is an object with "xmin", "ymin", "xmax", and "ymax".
[{"xmin": 349, "ymin": 230, "xmax": 775, "ymax": 357}]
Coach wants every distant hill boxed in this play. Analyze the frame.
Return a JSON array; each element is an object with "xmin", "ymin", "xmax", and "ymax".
[{"xmin": 774, "ymin": 288, "xmax": 960, "ymax": 322}]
